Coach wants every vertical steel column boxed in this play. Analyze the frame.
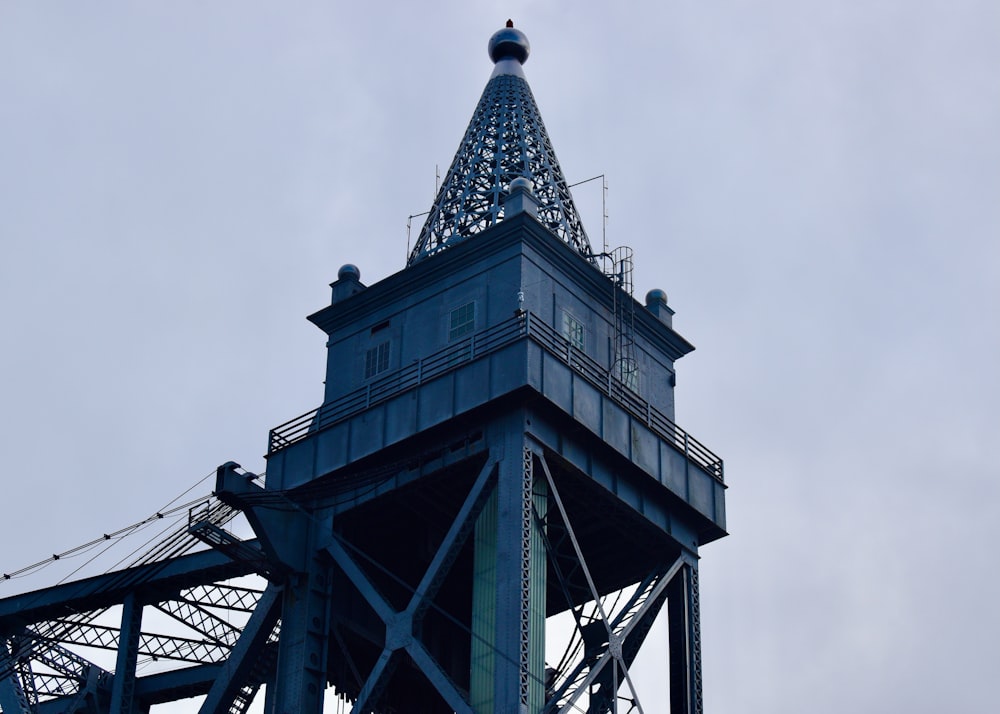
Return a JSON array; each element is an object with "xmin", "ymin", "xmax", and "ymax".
[
  {"xmin": 667, "ymin": 559, "xmax": 703, "ymax": 714},
  {"xmin": 110, "ymin": 591, "xmax": 143, "ymax": 714},
  {"xmin": 0, "ymin": 640, "xmax": 31, "ymax": 714},
  {"xmin": 471, "ymin": 481, "xmax": 499, "ymax": 711},
  {"xmin": 517, "ymin": 445, "xmax": 534, "ymax": 711},
  {"xmin": 271, "ymin": 562, "xmax": 332, "ymax": 714},
  {"xmin": 471, "ymin": 425, "xmax": 546, "ymax": 714},
  {"xmin": 527, "ymin": 454, "xmax": 548, "ymax": 714}
]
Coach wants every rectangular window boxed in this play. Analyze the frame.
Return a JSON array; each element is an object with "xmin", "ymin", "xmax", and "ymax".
[
  {"xmin": 449, "ymin": 302, "xmax": 476, "ymax": 341},
  {"xmin": 365, "ymin": 341, "xmax": 390, "ymax": 378},
  {"xmin": 615, "ymin": 358, "xmax": 639, "ymax": 393},
  {"xmin": 561, "ymin": 311, "xmax": 585, "ymax": 349}
]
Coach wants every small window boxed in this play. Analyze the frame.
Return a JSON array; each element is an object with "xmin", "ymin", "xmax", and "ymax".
[
  {"xmin": 562, "ymin": 311, "xmax": 585, "ymax": 349},
  {"xmin": 365, "ymin": 341, "xmax": 390, "ymax": 378},
  {"xmin": 615, "ymin": 358, "xmax": 639, "ymax": 393},
  {"xmin": 449, "ymin": 302, "xmax": 476, "ymax": 341}
]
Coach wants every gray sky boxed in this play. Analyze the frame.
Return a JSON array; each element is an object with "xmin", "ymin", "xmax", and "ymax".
[{"xmin": 1, "ymin": 2, "xmax": 998, "ymax": 712}]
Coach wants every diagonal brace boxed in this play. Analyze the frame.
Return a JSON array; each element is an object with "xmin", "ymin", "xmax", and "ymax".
[
  {"xmin": 324, "ymin": 456, "xmax": 497, "ymax": 713},
  {"xmin": 198, "ymin": 584, "xmax": 281, "ymax": 714}
]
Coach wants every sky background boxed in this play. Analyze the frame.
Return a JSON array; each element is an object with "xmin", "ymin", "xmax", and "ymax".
[{"xmin": 1, "ymin": 1, "xmax": 998, "ymax": 712}]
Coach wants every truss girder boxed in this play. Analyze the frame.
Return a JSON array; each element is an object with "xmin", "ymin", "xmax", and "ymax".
[
  {"xmin": 153, "ymin": 599, "xmax": 241, "ymax": 648},
  {"xmin": 179, "ymin": 584, "xmax": 264, "ymax": 614},
  {"xmin": 27, "ymin": 638, "xmax": 103, "ymax": 681},
  {"xmin": 40, "ymin": 619, "xmax": 230, "ymax": 665},
  {"xmin": 15, "ymin": 671, "xmax": 78, "ymax": 698},
  {"xmin": 409, "ymin": 72, "xmax": 593, "ymax": 264},
  {"xmin": 0, "ymin": 630, "xmax": 109, "ymax": 711},
  {"xmin": 0, "ymin": 545, "xmax": 260, "ymax": 626}
]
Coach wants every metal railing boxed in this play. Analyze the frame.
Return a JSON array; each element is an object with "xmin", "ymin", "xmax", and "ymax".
[{"xmin": 268, "ymin": 313, "xmax": 724, "ymax": 482}]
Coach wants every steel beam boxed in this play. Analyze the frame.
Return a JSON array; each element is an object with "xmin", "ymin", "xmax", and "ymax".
[
  {"xmin": 0, "ymin": 640, "xmax": 31, "ymax": 714},
  {"xmin": 0, "ymin": 545, "xmax": 259, "ymax": 625},
  {"xmin": 153, "ymin": 599, "xmax": 241, "ymax": 648},
  {"xmin": 198, "ymin": 584, "xmax": 281, "ymax": 714},
  {"xmin": 109, "ymin": 592, "xmax": 142, "ymax": 714},
  {"xmin": 667, "ymin": 559, "xmax": 703, "ymax": 714},
  {"xmin": 325, "ymin": 453, "xmax": 497, "ymax": 713},
  {"xmin": 469, "ymin": 427, "xmax": 547, "ymax": 714},
  {"xmin": 269, "ymin": 563, "xmax": 330, "ymax": 714},
  {"xmin": 38, "ymin": 619, "xmax": 230, "ymax": 664}
]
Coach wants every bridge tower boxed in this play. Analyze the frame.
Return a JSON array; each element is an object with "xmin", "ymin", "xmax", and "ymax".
[{"xmin": 0, "ymin": 22, "xmax": 725, "ymax": 714}]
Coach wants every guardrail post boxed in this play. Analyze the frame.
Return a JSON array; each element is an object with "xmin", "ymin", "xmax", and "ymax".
[
  {"xmin": 683, "ymin": 432, "xmax": 689, "ymax": 458},
  {"xmin": 470, "ymin": 334, "xmax": 476, "ymax": 360},
  {"xmin": 417, "ymin": 357, "xmax": 422, "ymax": 385},
  {"xmin": 365, "ymin": 384, "xmax": 371, "ymax": 409}
]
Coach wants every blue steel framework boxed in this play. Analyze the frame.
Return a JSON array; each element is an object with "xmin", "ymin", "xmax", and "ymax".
[
  {"xmin": 409, "ymin": 22, "xmax": 594, "ymax": 265},
  {"xmin": 0, "ymin": 22, "xmax": 726, "ymax": 714}
]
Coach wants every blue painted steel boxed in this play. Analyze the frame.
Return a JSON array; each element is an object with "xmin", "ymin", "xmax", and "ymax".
[
  {"xmin": 0, "ymin": 641, "xmax": 31, "ymax": 714},
  {"xmin": 668, "ymin": 559, "xmax": 704, "ymax": 714},
  {"xmin": 197, "ymin": 584, "xmax": 280, "ymax": 714},
  {"xmin": 0, "ymin": 22, "xmax": 727, "ymax": 714},
  {"xmin": 0, "ymin": 546, "xmax": 260, "ymax": 621},
  {"xmin": 109, "ymin": 592, "xmax": 142, "ymax": 714}
]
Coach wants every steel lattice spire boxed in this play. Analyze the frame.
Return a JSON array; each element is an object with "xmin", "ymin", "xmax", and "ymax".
[{"xmin": 408, "ymin": 21, "xmax": 595, "ymax": 265}]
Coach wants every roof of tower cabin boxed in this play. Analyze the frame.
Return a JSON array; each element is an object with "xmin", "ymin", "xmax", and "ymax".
[{"xmin": 408, "ymin": 21, "xmax": 595, "ymax": 265}]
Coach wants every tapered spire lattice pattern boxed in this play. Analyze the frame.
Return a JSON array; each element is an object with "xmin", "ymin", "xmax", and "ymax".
[{"xmin": 408, "ymin": 24, "xmax": 594, "ymax": 265}]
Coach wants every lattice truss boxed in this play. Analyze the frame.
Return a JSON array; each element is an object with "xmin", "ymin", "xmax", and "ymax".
[
  {"xmin": 0, "ymin": 494, "xmax": 279, "ymax": 714},
  {"xmin": 409, "ymin": 72, "xmax": 595, "ymax": 264}
]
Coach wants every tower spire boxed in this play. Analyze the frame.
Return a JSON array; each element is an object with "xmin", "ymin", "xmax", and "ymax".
[{"xmin": 407, "ymin": 22, "xmax": 595, "ymax": 265}]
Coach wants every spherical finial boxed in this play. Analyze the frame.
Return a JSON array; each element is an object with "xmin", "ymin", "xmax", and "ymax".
[
  {"xmin": 509, "ymin": 176, "xmax": 534, "ymax": 193},
  {"xmin": 645, "ymin": 288, "xmax": 668, "ymax": 306},
  {"xmin": 488, "ymin": 21, "xmax": 530, "ymax": 64},
  {"xmin": 338, "ymin": 264, "xmax": 361, "ymax": 281}
]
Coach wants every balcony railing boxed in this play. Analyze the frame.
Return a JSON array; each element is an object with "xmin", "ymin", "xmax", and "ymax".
[{"xmin": 268, "ymin": 313, "xmax": 724, "ymax": 482}]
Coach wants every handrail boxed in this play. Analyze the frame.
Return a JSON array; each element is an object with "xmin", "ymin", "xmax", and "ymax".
[{"xmin": 268, "ymin": 313, "xmax": 724, "ymax": 482}]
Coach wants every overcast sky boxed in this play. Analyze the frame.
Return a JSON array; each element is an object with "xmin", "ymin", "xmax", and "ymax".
[{"xmin": 1, "ymin": 2, "xmax": 998, "ymax": 712}]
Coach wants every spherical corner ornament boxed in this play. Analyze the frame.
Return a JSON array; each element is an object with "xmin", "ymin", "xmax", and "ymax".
[
  {"xmin": 509, "ymin": 176, "xmax": 534, "ymax": 192},
  {"xmin": 645, "ymin": 288, "xmax": 668, "ymax": 306},
  {"xmin": 488, "ymin": 24, "xmax": 530, "ymax": 64},
  {"xmin": 338, "ymin": 263, "xmax": 361, "ymax": 281}
]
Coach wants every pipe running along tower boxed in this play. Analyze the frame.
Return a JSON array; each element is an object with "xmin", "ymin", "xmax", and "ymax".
[{"xmin": 0, "ymin": 22, "xmax": 727, "ymax": 714}]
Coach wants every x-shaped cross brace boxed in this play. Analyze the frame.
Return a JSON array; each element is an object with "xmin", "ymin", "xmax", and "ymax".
[{"xmin": 323, "ymin": 455, "xmax": 498, "ymax": 713}]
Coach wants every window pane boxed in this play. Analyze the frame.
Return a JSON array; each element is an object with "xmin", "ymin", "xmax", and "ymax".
[
  {"xmin": 365, "ymin": 341, "xmax": 390, "ymax": 378},
  {"xmin": 449, "ymin": 302, "xmax": 476, "ymax": 341},
  {"xmin": 561, "ymin": 312, "xmax": 584, "ymax": 349}
]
